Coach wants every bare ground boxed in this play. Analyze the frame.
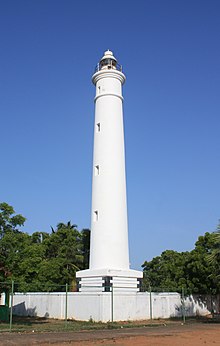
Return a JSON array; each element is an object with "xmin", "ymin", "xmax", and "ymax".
[{"xmin": 0, "ymin": 322, "xmax": 220, "ymax": 346}]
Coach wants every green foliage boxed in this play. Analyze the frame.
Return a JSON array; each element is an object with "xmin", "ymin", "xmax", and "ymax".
[
  {"xmin": 142, "ymin": 250, "xmax": 188, "ymax": 293},
  {"xmin": 142, "ymin": 229, "xmax": 220, "ymax": 294},
  {"xmin": 0, "ymin": 202, "xmax": 26, "ymax": 238},
  {"xmin": 206, "ymin": 222, "xmax": 220, "ymax": 286},
  {"xmin": 0, "ymin": 203, "xmax": 90, "ymax": 292},
  {"xmin": 0, "ymin": 203, "xmax": 27, "ymax": 288},
  {"xmin": 81, "ymin": 228, "xmax": 90, "ymax": 269}
]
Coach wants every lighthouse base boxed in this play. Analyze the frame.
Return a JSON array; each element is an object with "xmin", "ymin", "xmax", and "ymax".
[{"xmin": 76, "ymin": 268, "xmax": 143, "ymax": 292}]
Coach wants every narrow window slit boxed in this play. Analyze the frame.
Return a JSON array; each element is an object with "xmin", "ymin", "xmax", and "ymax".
[
  {"xmin": 95, "ymin": 165, "xmax": 100, "ymax": 176},
  {"xmin": 94, "ymin": 210, "xmax": 98, "ymax": 222}
]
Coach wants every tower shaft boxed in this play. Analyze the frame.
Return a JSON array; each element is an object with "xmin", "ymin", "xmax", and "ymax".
[{"xmin": 90, "ymin": 69, "xmax": 129, "ymax": 270}]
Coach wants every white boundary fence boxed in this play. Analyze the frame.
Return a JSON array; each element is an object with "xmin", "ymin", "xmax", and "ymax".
[{"xmin": 10, "ymin": 291, "xmax": 219, "ymax": 322}]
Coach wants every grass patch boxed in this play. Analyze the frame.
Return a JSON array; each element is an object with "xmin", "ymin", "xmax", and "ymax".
[
  {"xmin": 0, "ymin": 316, "xmax": 198, "ymax": 333},
  {"xmin": 0, "ymin": 316, "xmax": 108, "ymax": 333}
]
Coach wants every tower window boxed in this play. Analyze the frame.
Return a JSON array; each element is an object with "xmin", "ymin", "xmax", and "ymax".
[
  {"xmin": 96, "ymin": 123, "xmax": 101, "ymax": 132},
  {"xmin": 98, "ymin": 86, "xmax": 101, "ymax": 94},
  {"xmin": 95, "ymin": 165, "xmax": 100, "ymax": 176},
  {"xmin": 94, "ymin": 210, "xmax": 98, "ymax": 222}
]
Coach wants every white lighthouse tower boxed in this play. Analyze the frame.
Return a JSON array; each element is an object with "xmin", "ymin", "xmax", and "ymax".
[{"xmin": 76, "ymin": 50, "xmax": 142, "ymax": 291}]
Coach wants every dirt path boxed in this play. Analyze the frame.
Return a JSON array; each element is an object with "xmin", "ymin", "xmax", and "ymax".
[{"xmin": 0, "ymin": 323, "xmax": 219, "ymax": 345}]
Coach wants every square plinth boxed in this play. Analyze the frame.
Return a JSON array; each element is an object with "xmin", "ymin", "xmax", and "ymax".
[{"xmin": 76, "ymin": 268, "xmax": 143, "ymax": 292}]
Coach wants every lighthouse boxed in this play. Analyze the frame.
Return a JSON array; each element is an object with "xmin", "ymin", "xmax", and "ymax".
[{"xmin": 76, "ymin": 50, "xmax": 142, "ymax": 291}]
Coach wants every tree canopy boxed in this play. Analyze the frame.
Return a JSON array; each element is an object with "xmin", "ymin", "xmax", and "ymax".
[
  {"xmin": 0, "ymin": 203, "xmax": 90, "ymax": 292},
  {"xmin": 142, "ymin": 228, "xmax": 220, "ymax": 294}
]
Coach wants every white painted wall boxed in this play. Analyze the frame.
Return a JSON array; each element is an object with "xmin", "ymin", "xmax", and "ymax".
[{"xmin": 12, "ymin": 292, "xmax": 217, "ymax": 322}]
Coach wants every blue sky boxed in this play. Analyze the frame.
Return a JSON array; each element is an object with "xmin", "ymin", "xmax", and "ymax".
[{"xmin": 1, "ymin": 0, "xmax": 219, "ymax": 269}]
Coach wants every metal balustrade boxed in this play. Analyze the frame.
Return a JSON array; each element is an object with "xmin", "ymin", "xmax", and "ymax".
[{"xmin": 94, "ymin": 61, "xmax": 122, "ymax": 73}]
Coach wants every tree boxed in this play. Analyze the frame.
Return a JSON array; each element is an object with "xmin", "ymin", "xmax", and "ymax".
[
  {"xmin": 0, "ymin": 203, "xmax": 26, "ymax": 288},
  {"xmin": 142, "ymin": 250, "xmax": 188, "ymax": 292},
  {"xmin": 207, "ymin": 222, "xmax": 220, "ymax": 265},
  {"xmin": 207, "ymin": 222, "xmax": 220, "ymax": 288},
  {"xmin": 185, "ymin": 232, "xmax": 219, "ymax": 294},
  {"xmin": 81, "ymin": 228, "xmax": 90, "ymax": 269},
  {"xmin": 142, "ymin": 231, "xmax": 220, "ymax": 294},
  {"xmin": 0, "ymin": 202, "xmax": 26, "ymax": 238},
  {"xmin": 40, "ymin": 221, "xmax": 84, "ymax": 290},
  {"xmin": 0, "ymin": 203, "xmax": 90, "ymax": 292}
]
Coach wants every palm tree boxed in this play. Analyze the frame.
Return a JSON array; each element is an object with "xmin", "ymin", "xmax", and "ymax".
[
  {"xmin": 57, "ymin": 221, "xmax": 77, "ymax": 231},
  {"xmin": 208, "ymin": 232, "xmax": 220, "ymax": 262},
  {"xmin": 207, "ymin": 222, "xmax": 220, "ymax": 280}
]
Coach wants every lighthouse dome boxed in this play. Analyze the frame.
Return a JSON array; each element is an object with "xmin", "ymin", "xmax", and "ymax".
[{"xmin": 100, "ymin": 50, "xmax": 117, "ymax": 62}]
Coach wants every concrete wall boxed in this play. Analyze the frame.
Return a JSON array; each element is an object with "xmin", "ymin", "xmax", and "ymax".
[
  {"xmin": 0, "ymin": 293, "xmax": 6, "ymax": 305},
  {"xmin": 12, "ymin": 291, "xmax": 219, "ymax": 322}
]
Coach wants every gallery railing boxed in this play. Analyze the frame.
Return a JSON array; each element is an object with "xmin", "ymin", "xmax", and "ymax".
[{"xmin": 94, "ymin": 61, "xmax": 122, "ymax": 73}]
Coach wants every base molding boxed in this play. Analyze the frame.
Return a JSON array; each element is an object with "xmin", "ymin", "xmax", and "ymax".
[{"xmin": 76, "ymin": 268, "xmax": 143, "ymax": 292}]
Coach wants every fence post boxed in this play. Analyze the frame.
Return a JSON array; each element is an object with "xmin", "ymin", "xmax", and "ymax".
[
  {"xmin": 182, "ymin": 286, "xmax": 186, "ymax": 324},
  {"xmin": 149, "ymin": 285, "xmax": 153, "ymax": 321},
  {"xmin": 9, "ymin": 280, "xmax": 14, "ymax": 332},
  {"xmin": 65, "ymin": 283, "xmax": 68, "ymax": 328},
  {"xmin": 111, "ymin": 283, "xmax": 114, "ymax": 323}
]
